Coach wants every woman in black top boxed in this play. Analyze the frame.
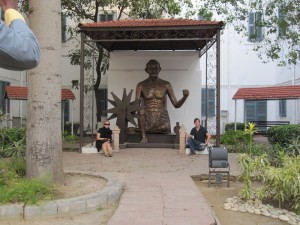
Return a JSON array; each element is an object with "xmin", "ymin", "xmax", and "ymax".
[{"xmin": 96, "ymin": 120, "xmax": 113, "ymax": 157}]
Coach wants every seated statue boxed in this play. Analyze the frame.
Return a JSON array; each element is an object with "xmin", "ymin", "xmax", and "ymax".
[{"xmin": 135, "ymin": 59, "xmax": 189, "ymax": 143}]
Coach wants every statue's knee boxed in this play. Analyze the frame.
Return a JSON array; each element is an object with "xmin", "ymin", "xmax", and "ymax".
[
  {"xmin": 158, "ymin": 124, "xmax": 170, "ymax": 133},
  {"xmin": 139, "ymin": 109, "xmax": 145, "ymax": 115}
]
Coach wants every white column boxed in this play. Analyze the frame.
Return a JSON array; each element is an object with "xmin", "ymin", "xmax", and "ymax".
[
  {"xmin": 179, "ymin": 125, "xmax": 187, "ymax": 154},
  {"xmin": 112, "ymin": 126, "xmax": 120, "ymax": 152}
]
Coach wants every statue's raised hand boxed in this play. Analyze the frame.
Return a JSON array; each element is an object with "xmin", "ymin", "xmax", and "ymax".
[{"xmin": 182, "ymin": 90, "xmax": 189, "ymax": 97}]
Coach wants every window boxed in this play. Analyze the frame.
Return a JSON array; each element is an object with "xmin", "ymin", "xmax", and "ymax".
[
  {"xmin": 248, "ymin": 11, "xmax": 263, "ymax": 42},
  {"xmin": 201, "ymin": 88, "xmax": 215, "ymax": 117},
  {"xmin": 279, "ymin": 99, "xmax": 287, "ymax": 117},
  {"xmin": 63, "ymin": 100, "xmax": 70, "ymax": 122},
  {"xmin": 245, "ymin": 100, "xmax": 267, "ymax": 122},
  {"xmin": 61, "ymin": 15, "xmax": 67, "ymax": 43},
  {"xmin": 278, "ymin": 6, "xmax": 287, "ymax": 37},
  {"xmin": 100, "ymin": 89, "xmax": 108, "ymax": 117},
  {"xmin": 99, "ymin": 13, "xmax": 114, "ymax": 22},
  {"xmin": 0, "ymin": 81, "xmax": 10, "ymax": 114},
  {"xmin": 0, "ymin": 8, "xmax": 4, "ymax": 20}
]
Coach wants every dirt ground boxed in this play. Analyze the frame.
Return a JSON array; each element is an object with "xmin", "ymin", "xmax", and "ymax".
[
  {"xmin": 195, "ymin": 180, "xmax": 287, "ymax": 225},
  {"xmin": 55, "ymin": 173, "xmax": 106, "ymax": 199}
]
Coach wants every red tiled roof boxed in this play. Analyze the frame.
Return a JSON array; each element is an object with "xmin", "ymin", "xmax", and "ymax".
[
  {"xmin": 4, "ymin": 86, "xmax": 76, "ymax": 101},
  {"xmin": 232, "ymin": 85, "xmax": 300, "ymax": 100},
  {"xmin": 79, "ymin": 18, "xmax": 224, "ymax": 28}
]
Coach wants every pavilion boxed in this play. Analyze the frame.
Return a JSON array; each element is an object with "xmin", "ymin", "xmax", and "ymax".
[{"xmin": 78, "ymin": 18, "xmax": 225, "ymax": 151}]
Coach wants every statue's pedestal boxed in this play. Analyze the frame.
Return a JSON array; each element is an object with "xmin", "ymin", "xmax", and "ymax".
[{"xmin": 121, "ymin": 133, "xmax": 178, "ymax": 149}]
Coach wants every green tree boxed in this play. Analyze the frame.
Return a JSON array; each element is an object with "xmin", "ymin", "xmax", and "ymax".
[{"xmin": 203, "ymin": 0, "xmax": 300, "ymax": 67}]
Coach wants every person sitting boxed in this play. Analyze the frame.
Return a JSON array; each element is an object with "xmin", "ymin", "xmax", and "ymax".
[
  {"xmin": 135, "ymin": 59, "xmax": 189, "ymax": 143},
  {"xmin": 187, "ymin": 118, "xmax": 211, "ymax": 155},
  {"xmin": 96, "ymin": 120, "xmax": 113, "ymax": 157}
]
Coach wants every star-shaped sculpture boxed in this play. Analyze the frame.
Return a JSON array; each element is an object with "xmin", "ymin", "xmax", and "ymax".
[{"xmin": 104, "ymin": 88, "xmax": 142, "ymax": 144}]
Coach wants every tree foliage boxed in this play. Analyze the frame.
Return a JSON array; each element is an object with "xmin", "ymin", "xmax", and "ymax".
[{"xmin": 202, "ymin": 0, "xmax": 300, "ymax": 67}]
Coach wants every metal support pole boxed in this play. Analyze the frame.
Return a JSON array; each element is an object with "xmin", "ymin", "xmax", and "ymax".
[
  {"xmin": 91, "ymin": 47, "xmax": 95, "ymax": 146},
  {"xmin": 205, "ymin": 40, "xmax": 208, "ymax": 128},
  {"xmin": 71, "ymin": 100, "xmax": 74, "ymax": 135},
  {"xmin": 234, "ymin": 100, "xmax": 237, "ymax": 130},
  {"xmin": 79, "ymin": 32, "xmax": 85, "ymax": 153},
  {"xmin": 216, "ymin": 30, "xmax": 221, "ymax": 146}
]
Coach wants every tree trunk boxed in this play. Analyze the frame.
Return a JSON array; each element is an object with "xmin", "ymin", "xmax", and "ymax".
[
  {"xmin": 26, "ymin": 0, "xmax": 64, "ymax": 183},
  {"xmin": 94, "ymin": 45, "xmax": 103, "ymax": 122}
]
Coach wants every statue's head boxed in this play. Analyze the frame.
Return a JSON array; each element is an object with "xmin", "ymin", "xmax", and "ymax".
[{"xmin": 145, "ymin": 59, "xmax": 161, "ymax": 78}]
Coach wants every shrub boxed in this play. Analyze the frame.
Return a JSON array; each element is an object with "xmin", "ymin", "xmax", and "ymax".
[
  {"xmin": 0, "ymin": 128, "xmax": 26, "ymax": 158},
  {"xmin": 221, "ymin": 130, "xmax": 249, "ymax": 153},
  {"xmin": 267, "ymin": 124, "xmax": 300, "ymax": 147},
  {"xmin": 225, "ymin": 122, "xmax": 246, "ymax": 131},
  {"xmin": 238, "ymin": 150, "xmax": 300, "ymax": 211},
  {"xmin": 64, "ymin": 134, "xmax": 80, "ymax": 143},
  {"xmin": 260, "ymin": 154, "xmax": 300, "ymax": 210}
]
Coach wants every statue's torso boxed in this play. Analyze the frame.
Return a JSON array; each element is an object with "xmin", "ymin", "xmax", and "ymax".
[{"xmin": 140, "ymin": 79, "xmax": 168, "ymax": 112}]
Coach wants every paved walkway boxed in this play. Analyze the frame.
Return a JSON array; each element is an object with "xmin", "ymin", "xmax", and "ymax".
[
  {"xmin": 63, "ymin": 145, "xmax": 243, "ymax": 225},
  {"xmin": 108, "ymin": 172, "xmax": 216, "ymax": 225}
]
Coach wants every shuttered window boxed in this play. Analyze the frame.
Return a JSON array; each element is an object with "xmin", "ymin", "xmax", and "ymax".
[
  {"xmin": 248, "ymin": 11, "xmax": 263, "ymax": 42},
  {"xmin": 61, "ymin": 15, "xmax": 67, "ymax": 43},
  {"xmin": 279, "ymin": 99, "xmax": 287, "ymax": 117},
  {"xmin": 63, "ymin": 100, "xmax": 70, "ymax": 122},
  {"xmin": 201, "ymin": 88, "xmax": 215, "ymax": 117},
  {"xmin": 278, "ymin": 6, "xmax": 287, "ymax": 37},
  {"xmin": 100, "ymin": 89, "xmax": 108, "ymax": 117},
  {"xmin": 0, "ymin": 81, "xmax": 10, "ymax": 113},
  {"xmin": 245, "ymin": 100, "xmax": 267, "ymax": 122},
  {"xmin": 99, "ymin": 14, "xmax": 114, "ymax": 22},
  {"xmin": 0, "ymin": 9, "xmax": 4, "ymax": 20}
]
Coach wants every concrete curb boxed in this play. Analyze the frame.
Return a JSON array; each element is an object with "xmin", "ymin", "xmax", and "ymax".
[{"xmin": 0, "ymin": 171, "xmax": 124, "ymax": 221}]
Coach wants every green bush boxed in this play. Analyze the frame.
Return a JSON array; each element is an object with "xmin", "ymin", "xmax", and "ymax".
[
  {"xmin": 221, "ymin": 130, "xmax": 249, "ymax": 153},
  {"xmin": 0, "ymin": 128, "xmax": 26, "ymax": 158},
  {"xmin": 64, "ymin": 134, "xmax": 80, "ymax": 143},
  {"xmin": 251, "ymin": 144, "xmax": 267, "ymax": 156},
  {"xmin": 267, "ymin": 124, "xmax": 300, "ymax": 147},
  {"xmin": 225, "ymin": 122, "xmax": 246, "ymax": 131}
]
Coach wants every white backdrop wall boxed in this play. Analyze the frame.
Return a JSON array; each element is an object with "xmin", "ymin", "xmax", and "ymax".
[{"xmin": 107, "ymin": 51, "xmax": 202, "ymax": 134}]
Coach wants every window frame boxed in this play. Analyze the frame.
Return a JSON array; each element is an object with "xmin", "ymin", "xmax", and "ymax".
[
  {"xmin": 0, "ymin": 81, "xmax": 10, "ymax": 114},
  {"xmin": 99, "ymin": 89, "xmax": 108, "ymax": 117},
  {"xmin": 279, "ymin": 99, "xmax": 287, "ymax": 117},
  {"xmin": 248, "ymin": 11, "xmax": 263, "ymax": 42},
  {"xmin": 277, "ymin": 5, "xmax": 287, "ymax": 38},
  {"xmin": 99, "ymin": 13, "xmax": 114, "ymax": 22},
  {"xmin": 61, "ymin": 15, "xmax": 67, "ymax": 43},
  {"xmin": 201, "ymin": 88, "xmax": 215, "ymax": 117}
]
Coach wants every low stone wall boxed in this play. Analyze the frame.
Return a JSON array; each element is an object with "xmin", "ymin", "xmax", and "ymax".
[{"xmin": 0, "ymin": 171, "xmax": 124, "ymax": 221}]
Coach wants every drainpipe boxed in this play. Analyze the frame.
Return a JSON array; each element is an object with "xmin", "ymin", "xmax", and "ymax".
[{"xmin": 79, "ymin": 32, "xmax": 85, "ymax": 153}]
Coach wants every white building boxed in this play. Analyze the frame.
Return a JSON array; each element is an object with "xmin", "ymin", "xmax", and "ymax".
[{"xmin": 1, "ymin": 8, "xmax": 299, "ymax": 136}]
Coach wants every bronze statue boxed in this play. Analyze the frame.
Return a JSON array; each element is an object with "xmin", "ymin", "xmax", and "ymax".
[{"xmin": 136, "ymin": 59, "xmax": 189, "ymax": 143}]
